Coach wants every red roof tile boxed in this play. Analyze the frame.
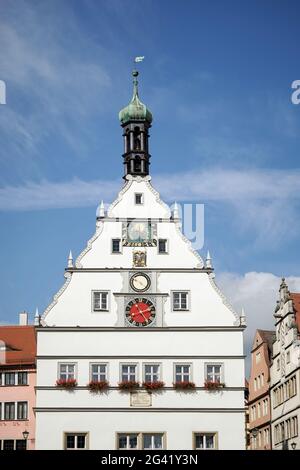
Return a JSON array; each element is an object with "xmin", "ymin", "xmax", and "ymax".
[
  {"xmin": 291, "ymin": 293, "xmax": 300, "ymax": 333},
  {"xmin": 0, "ymin": 325, "xmax": 36, "ymax": 366}
]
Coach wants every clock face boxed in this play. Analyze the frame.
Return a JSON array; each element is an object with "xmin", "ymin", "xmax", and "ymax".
[
  {"xmin": 127, "ymin": 221, "xmax": 151, "ymax": 243},
  {"xmin": 130, "ymin": 273, "xmax": 151, "ymax": 292},
  {"xmin": 125, "ymin": 298, "xmax": 156, "ymax": 327}
]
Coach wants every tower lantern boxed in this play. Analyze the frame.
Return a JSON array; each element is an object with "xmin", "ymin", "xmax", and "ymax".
[{"xmin": 119, "ymin": 70, "xmax": 152, "ymax": 178}]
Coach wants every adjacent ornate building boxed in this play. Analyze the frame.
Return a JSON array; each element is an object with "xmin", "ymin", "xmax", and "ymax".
[
  {"xmin": 248, "ymin": 329, "xmax": 274, "ymax": 449},
  {"xmin": 270, "ymin": 279, "xmax": 300, "ymax": 450},
  {"xmin": 35, "ymin": 70, "xmax": 246, "ymax": 450},
  {"xmin": 0, "ymin": 314, "xmax": 36, "ymax": 450}
]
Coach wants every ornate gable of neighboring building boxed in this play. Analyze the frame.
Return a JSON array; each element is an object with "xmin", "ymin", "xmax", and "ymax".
[
  {"xmin": 252, "ymin": 329, "xmax": 275, "ymax": 361},
  {"xmin": 290, "ymin": 293, "xmax": 300, "ymax": 334}
]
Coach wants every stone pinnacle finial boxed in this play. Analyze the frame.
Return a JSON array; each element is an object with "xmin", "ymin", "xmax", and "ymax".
[
  {"xmin": 34, "ymin": 307, "xmax": 40, "ymax": 326},
  {"xmin": 205, "ymin": 250, "xmax": 212, "ymax": 269},
  {"xmin": 68, "ymin": 250, "xmax": 73, "ymax": 268},
  {"xmin": 240, "ymin": 308, "xmax": 246, "ymax": 326},
  {"xmin": 173, "ymin": 202, "xmax": 179, "ymax": 219},
  {"xmin": 98, "ymin": 200, "xmax": 105, "ymax": 218}
]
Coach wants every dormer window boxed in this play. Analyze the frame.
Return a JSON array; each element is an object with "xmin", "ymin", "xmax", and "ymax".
[{"xmin": 135, "ymin": 193, "xmax": 143, "ymax": 205}]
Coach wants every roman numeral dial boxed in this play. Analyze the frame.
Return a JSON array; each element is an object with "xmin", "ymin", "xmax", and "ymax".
[{"xmin": 125, "ymin": 298, "xmax": 156, "ymax": 327}]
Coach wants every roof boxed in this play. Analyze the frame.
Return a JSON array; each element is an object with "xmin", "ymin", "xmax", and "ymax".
[
  {"xmin": 256, "ymin": 329, "xmax": 275, "ymax": 351},
  {"xmin": 119, "ymin": 71, "xmax": 152, "ymax": 125},
  {"xmin": 0, "ymin": 325, "xmax": 36, "ymax": 366},
  {"xmin": 291, "ymin": 293, "xmax": 300, "ymax": 332}
]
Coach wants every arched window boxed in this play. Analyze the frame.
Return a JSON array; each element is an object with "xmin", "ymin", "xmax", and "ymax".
[
  {"xmin": 134, "ymin": 156, "xmax": 141, "ymax": 172},
  {"xmin": 126, "ymin": 130, "xmax": 130, "ymax": 153},
  {"xmin": 133, "ymin": 127, "xmax": 141, "ymax": 150}
]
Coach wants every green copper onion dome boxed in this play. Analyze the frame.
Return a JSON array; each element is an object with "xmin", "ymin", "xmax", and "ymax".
[{"xmin": 119, "ymin": 70, "xmax": 153, "ymax": 125}]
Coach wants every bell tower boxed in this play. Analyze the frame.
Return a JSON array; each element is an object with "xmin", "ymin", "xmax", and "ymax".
[{"xmin": 119, "ymin": 70, "xmax": 153, "ymax": 178}]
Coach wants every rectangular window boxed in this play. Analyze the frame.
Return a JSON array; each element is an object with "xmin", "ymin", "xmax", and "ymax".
[
  {"xmin": 172, "ymin": 291, "xmax": 188, "ymax": 311},
  {"xmin": 144, "ymin": 364, "xmax": 160, "ymax": 383},
  {"xmin": 91, "ymin": 364, "xmax": 107, "ymax": 382},
  {"xmin": 158, "ymin": 239, "xmax": 168, "ymax": 254},
  {"xmin": 277, "ymin": 359, "xmax": 280, "ymax": 371},
  {"xmin": 4, "ymin": 402, "xmax": 15, "ymax": 420},
  {"xmin": 93, "ymin": 291, "xmax": 108, "ymax": 311},
  {"xmin": 18, "ymin": 372, "xmax": 28, "ymax": 386},
  {"xmin": 59, "ymin": 364, "xmax": 75, "ymax": 381},
  {"xmin": 16, "ymin": 440, "xmax": 27, "ymax": 451},
  {"xmin": 17, "ymin": 402, "xmax": 27, "ymax": 420},
  {"xmin": 3, "ymin": 440, "xmax": 14, "ymax": 451},
  {"xmin": 292, "ymin": 416, "xmax": 298, "ymax": 437},
  {"xmin": 254, "ymin": 378, "xmax": 257, "ymax": 391},
  {"xmin": 206, "ymin": 364, "xmax": 222, "ymax": 383},
  {"xmin": 292, "ymin": 376, "xmax": 297, "ymax": 396},
  {"xmin": 121, "ymin": 364, "xmax": 137, "ymax": 382},
  {"xmin": 257, "ymin": 375, "xmax": 261, "ymax": 389},
  {"xmin": 194, "ymin": 433, "xmax": 216, "ymax": 450},
  {"xmin": 135, "ymin": 193, "xmax": 143, "ymax": 205},
  {"xmin": 65, "ymin": 433, "xmax": 87, "ymax": 450},
  {"xmin": 4, "ymin": 373, "xmax": 15, "ymax": 386},
  {"xmin": 265, "ymin": 428, "xmax": 269, "ymax": 444},
  {"xmin": 112, "ymin": 239, "xmax": 121, "ymax": 253},
  {"xmin": 257, "ymin": 402, "xmax": 261, "ymax": 418},
  {"xmin": 287, "ymin": 351, "xmax": 290, "ymax": 364},
  {"xmin": 143, "ymin": 434, "xmax": 163, "ymax": 449},
  {"xmin": 175, "ymin": 364, "xmax": 190, "ymax": 383},
  {"xmin": 117, "ymin": 433, "xmax": 138, "ymax": 450}
]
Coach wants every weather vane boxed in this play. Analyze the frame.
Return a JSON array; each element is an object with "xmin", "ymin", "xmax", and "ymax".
[{"xmin": 134, "ymin": 56, "xmax": 145, "ymax": 64}]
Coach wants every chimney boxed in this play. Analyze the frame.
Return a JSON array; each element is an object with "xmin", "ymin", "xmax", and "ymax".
[{"xmin": 19, "ymin": 311, "xmax": 28, "ymax": 326}]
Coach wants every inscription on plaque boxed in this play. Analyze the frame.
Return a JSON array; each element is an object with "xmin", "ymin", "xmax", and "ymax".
[{"xmin": 130, "ymin": 391, "xmax": 152, "ymax": 407}]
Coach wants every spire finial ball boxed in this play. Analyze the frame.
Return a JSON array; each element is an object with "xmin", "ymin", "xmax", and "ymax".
[{"xmin": 132, "ymin": 70, "xmax": 139, "ymax": 78}]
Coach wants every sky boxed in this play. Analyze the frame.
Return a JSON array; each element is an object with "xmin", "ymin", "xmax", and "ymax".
[{"xmin": 0, "ymin": 0, "xmax": 300, "ymax": 372}]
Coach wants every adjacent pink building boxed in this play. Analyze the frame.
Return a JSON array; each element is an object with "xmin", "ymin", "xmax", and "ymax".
[
  {"xmin": 0, "ymin": 318, "xmax": 36, "ymax": 450},
  {"xmin": 248, "ymin": 329, "xmax": 275, "ymax": 450}
]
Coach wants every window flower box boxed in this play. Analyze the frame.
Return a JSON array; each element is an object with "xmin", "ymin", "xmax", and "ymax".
[
  {"xmin": 118, "ymin": 381, "xmax": 140, "ymax": 391},
  {"xmin": 142, "ymin": 381, "xmax": 165, "ymax": 391},
  {"xmin": 56, "ymin": 378, "xmax": 77, "ymax": 389},
  {"xmin": 88, "ymin": 380, "xmax": 109, "ymax": 392},
  {"xmin": 173, "ymin": 381, "xmax": 195, "ymax": 390},
  {"xmin": 204, "ymin": 380, "xmax": 225, "ymax": 390}
]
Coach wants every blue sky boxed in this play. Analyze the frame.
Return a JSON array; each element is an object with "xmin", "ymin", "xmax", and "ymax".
[{"xmin": 0, "ymin": 0, "xmax": 300, "ymax": 363}]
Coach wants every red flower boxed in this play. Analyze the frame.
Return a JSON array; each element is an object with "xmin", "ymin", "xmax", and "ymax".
[
  {"xmin": 173, "ymin": 381, "xmax": 195, "ymax": 390},
  {"xmin": 204, "ymin": 380, "xmax": 225, "ymax": 390},
  {"xmin": 118, "ymin": 381, "xmax": 140, "ymax": 391},
  {"xmin": 88, "ymin": 380, "xmax": 109, "ymax": 392},
  {"xmin": 142, "ymin": 381, "xmax": 165, "ymax": 390},
  {"xmin": 56, "ymin": 378, "xmax": 77, "ymax": 389}
]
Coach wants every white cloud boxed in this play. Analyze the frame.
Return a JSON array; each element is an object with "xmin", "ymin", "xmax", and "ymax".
[
  {"xmin": 0, "ymin": 1, "xmax": 112, "ymax": 178},
  {"xmin": 1, "ymin": 167, "xmax": 299, "ymax": 245},
  {"xmin": 2, "ymin": 167, "xmax": 300, "ymax": 212},
  {"xmin": 217, "ymin": 272, "xmax": 300, "ymax": 374},
  {"xmin": 0, "ymin": 178, "xmax": 120, "ymax": 211}
]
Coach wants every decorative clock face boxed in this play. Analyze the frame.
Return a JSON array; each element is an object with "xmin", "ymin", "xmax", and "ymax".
[
  {"xmin": 127, "ymin": 221, "xmax": 151, "ymax": 243},
  {"xmin": 125, "ymin": 298, "xmax": 156, "ymax": 327},
  {"xmin": 122, "ymin": 221, "xmax": 157, "ymax": 247},
  {"xmin": 130, "ymin": 273, "xmax": 151, "ymax": 292}
]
